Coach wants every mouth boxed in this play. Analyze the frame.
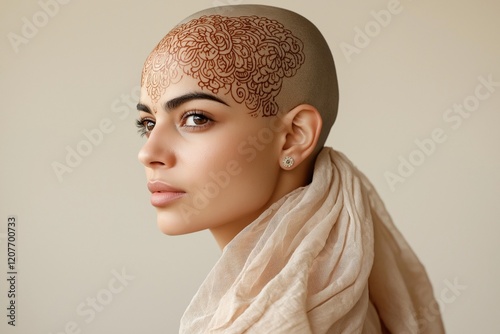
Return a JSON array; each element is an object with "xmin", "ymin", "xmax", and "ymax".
[{"xmin": 147, "ymin": 181, "xmax": 186, "ymax": 207}]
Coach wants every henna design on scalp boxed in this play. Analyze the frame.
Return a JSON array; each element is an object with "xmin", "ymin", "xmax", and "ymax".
[{"xmin": 141, "ymin": 15, "xmax": 305, "ymax": 116}]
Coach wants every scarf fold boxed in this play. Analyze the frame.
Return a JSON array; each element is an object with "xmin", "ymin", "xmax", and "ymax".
[{"xmin": 180, "ymin": 147, "xmax": 445, "ymax": 333}]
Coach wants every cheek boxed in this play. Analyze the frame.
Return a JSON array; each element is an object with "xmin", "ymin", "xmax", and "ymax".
[
  {"xmin": 188, "ymin": 132, "xmax": 276, "ymax": 206},
  {"xmin": 197, "ymin": 129, "xmax": 280, "ymax": 213},
  {"xmin": 155, "ymin": 119, "xmax": 282, "ymax": 234}
]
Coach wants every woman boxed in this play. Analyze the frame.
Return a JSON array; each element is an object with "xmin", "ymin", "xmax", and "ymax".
[{"xmin": 136, "ymin": 4, "xmax": 445, "ymax": 333}]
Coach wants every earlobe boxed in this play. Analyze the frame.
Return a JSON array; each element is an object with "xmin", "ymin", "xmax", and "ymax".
[{"xmin": 280, "ymin": 104, "xmax": 322, "ymax": 169}]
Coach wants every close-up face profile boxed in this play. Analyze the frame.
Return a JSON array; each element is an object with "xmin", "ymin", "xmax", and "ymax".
[
  {"xmin": 136, "ymin": 13, "xmax": 309, "ymax": 244},
  {"xmin": 3, "ymin": 0, "xmax": 498, "ymax": 332},
  {"xmin": 137, "ymin": 75, "xmax": 285, "ymax": 240},
  {"xmin": 135, "ymin": 5, "xmax": 449, "ymax": 333}
]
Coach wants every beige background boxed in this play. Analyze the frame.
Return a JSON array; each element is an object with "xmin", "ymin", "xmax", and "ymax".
[{"xmin": 1, "ymin": 0, "xmax": 499, "ymax": 333}]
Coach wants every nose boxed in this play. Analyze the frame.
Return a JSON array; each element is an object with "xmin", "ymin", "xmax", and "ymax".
[{"xmin": 138, "ymin": 128, "xmax": 176, "ymax": 169}]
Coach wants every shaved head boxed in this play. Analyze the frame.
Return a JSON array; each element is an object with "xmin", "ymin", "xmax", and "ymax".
[{"xmin": 141, "ymin": 5, "xmax": 338, "ymax": 148}]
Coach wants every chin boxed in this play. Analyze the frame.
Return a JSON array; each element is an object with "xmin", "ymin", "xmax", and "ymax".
[
  {"xmin": 156, "ymin": 218, "xmax": 184, "ymax": 236},
  {"xmin": 155, "ymin": 211, "xmax": 199, "ymax": 236}
]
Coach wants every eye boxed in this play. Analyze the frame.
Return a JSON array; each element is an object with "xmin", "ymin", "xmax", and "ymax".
[
  {"xmin": 182, "ymin": 111, "xmax": 213, "ymax": 128},
  {"xmin": 135, "ymin": 118, "xmax": 155, "ymax": 137}
]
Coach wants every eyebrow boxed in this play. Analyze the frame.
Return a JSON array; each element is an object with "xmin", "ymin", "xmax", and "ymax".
[{"xmin": 136, "ymin": 92, "xmax": 229, "ymax": 114}]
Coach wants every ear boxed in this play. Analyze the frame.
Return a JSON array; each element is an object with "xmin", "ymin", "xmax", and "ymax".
[{"xmin": 280, "ymin": 104, "xmax": 322, "ymax": 169}]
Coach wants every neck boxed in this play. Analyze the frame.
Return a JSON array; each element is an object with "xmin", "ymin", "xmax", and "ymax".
[{"xmin": 210, "ymin": 223, "xmax": 246, "ymax": 250}]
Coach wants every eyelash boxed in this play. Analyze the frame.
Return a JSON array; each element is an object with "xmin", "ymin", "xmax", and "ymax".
[
  {"xmin": 135, "ymin": 118, "xmax": 154, "ymax": 137},
  {"xmin": 135, "ymin": 110, "xmax": 213, "ymax": 137}
]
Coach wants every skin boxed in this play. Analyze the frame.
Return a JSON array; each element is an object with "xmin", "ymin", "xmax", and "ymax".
[
  {"xmin": 137, "ymin": 6, "xmax": 331, "ymax": 249},
  {"xmin": 137, "ymin": 74, "xmax": 320, "ymax": 248}
]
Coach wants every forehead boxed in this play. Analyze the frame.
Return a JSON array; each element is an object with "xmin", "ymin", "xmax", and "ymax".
[{"xmin": 141, "ymin": 14, "xmax": 305, "ymax": 117}]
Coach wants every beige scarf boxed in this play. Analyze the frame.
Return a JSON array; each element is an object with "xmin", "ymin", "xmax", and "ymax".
[{"xmin": 180, "ymin": 147, "xmax": 445, "ymax": 333}]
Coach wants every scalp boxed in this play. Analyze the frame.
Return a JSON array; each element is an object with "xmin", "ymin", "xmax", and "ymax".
[{"xmin": 142, "ymin": 5, "xmax": 338, "ymax": 148}]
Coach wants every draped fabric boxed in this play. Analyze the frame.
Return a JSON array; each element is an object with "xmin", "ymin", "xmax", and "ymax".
[{"xmin": 180, "ymin": 147, "xmax": 445, "ymax": 333}]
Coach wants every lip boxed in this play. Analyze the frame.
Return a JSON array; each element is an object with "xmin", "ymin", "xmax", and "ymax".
[{"xmin": 147, "ymin": 181, "xmax": 186, "ymax": 207}]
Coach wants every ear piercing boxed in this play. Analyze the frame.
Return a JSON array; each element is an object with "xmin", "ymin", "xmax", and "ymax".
[{"xmin": 282, "ymin": 156, "xmax": 295, "ymax": 168}]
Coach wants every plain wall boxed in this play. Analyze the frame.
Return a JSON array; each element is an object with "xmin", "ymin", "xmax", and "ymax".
[{"xmin": 1, "ymin": 0, "xmax": 499, "ymax": 333}]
